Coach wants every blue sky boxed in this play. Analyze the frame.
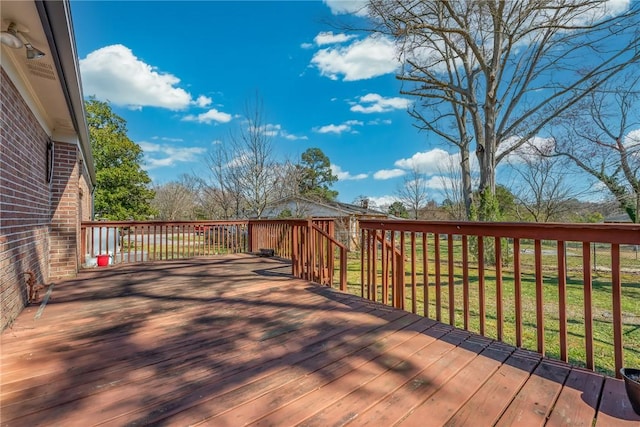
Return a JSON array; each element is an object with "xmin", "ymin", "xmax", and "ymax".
[
  {"xmin": 70, "ymin": 0, "xmax": 637, "ymax": 208},
  {"xmin": 70, "ymin": 0, "xmax": 464, "ymax": 206}
]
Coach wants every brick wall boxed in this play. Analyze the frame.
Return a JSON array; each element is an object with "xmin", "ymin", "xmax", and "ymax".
[
  {"xmin": 80, "ymin": 172, "xmax": 92, "ymax": 222},
  {"xmin": 1, "ymin": 67, "xmax": 91, "ymax": 330},
  {"xmin": 1, "ymin": 68, "xmax": 52, "ymax": 330},
  {"xmin": 49, "ymin": 141, "xmax": 81, "ymax": 280}
]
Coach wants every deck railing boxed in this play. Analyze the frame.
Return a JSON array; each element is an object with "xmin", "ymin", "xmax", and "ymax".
[
  {"xmin": 80, "ymin": 220, "xmax": 250, "ymax": 264},
  {"xmin": 80, "ymin": 219, "xmax": 348, "ymax": 290},
  {"xmin": 248, "ymin": 219, "xmax": 347, "ymax": 289},
  {"xmin": 80, "ymin": 218, "xmax": 638, "ymax": 376},
  {"xmin": 358, "ymin": 220, "xmax": 640, "ymax": 377}
]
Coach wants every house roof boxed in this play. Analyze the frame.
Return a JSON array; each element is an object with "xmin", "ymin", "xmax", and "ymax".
[
  {"xmin": 265, "ymin": 196, "xmax": 389, "ymax": 218},
  {"xmin": 603, "ymin": 213, "xmax": 633, "ymax": 223},
  {"xmin": 1, "ymin": 0, "xmax": 95, "ymax": 186}
]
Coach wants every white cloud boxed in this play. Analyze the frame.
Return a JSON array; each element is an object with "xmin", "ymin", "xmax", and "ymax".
[
  {"xmin": 323, "ymin": 0, "xmax": 369, "ymax": 17},
  {"xmin": 374, "ymin": 168, "xmax": 406, "ymax": 180},
  {"xmin": 314, "ymin": 31, "xmax": 357, "ymax": 46},
  {"xmin": 624, "ymin": 129, "xmax": 640, "ymax": 148},
  {"xmin": 283, "ymin": 132, "xmax": 309, "ymax": 141},
  {"xmin": 368, "ymin": 195, "xmax": 396, "ymax": 208},
  {"xmin": 247, "ymin": 123, "xmax": 307, "ymax": 140},
  {"xmin": 394, "ymin": 149, "xmax": 459, "ymax": 174},
  {"xmin": 423, "ymin": 176, "xmax": 455, "ymax": 191},
  {"xmin": 316, "ymin": 124, "xmax": 349, "ymax": 134},
  {"xmin": 194, "ymin": 95, "xmax": 212, "ymax": 108},
  {"xmin": 80, "ymin": 44, "xmax": 193, "ymax": 110},
  {"xmin": 227, "ymin": 151, "xmax": 250, "ymax": 168},
  {"xmin": 567, "ymin": 0, "xmax": 631, "ymax": 25},
  {"xmin": 351, "ymin": 93, "xmax": 411, "ymax": 113},
  {"xmin": 182, "ymin": 108, "xmax": 233, "ymax": 124},
  {"xmin": 263, "ymin": 124, "xmax": 282, "ymax": 137},
  {"xmin": 624, "ymin": 128, "xmax": 640, "ymax": 161},
  {"xmin": 151, "ymin": 136, "xmax": 184, "ymax": 142},
  {"xmin": 300, "ymin": 42, "xmax": 314, "ymax": 49},
  {"xmin": 500, "ymin": 136, "xmax": 556, "ymax": 163},
  {"xmin": 314, "ymin": 120, "xmax": 363, "ymax": 135},
  {"xmin": 331, "ymin": 164, "xmax": 368, "ymax": 180},
  {"xmin": 367, "ymin": 119, "xmax": 392, "ymax": 125},
  {"xmin": 139, "ymin": 141, "xmax": 207, "ymax": 170},
  {"xmin": 311, "ymin": 35, "xmax": 398, "ymax": 81}
]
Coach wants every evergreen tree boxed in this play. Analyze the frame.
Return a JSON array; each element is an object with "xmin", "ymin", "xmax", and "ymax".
[
  {"xmin": 85, "ymin": 98, "xmax": 155, "ymax": 220},
  {"xmin": 298, "ymin": 148, "xmax": 338, "ymax": 201},
  {"xmin": 389, "ymin": 201, "xmax": 409, "ymax": 218}
]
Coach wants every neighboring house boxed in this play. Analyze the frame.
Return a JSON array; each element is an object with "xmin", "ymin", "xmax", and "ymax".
[
  {"xmin": 1, "ymin": 1, "xmax": 95, "ymax": 330},
  {"xmin": 604, "ymin": 213, "xmax": 633, "ymax": 223},
  {"xmin": 262, "ymin": 196, "xmax": 391, "ymax": 250}
]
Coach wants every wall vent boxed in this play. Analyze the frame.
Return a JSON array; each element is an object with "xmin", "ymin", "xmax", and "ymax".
[{"xmin": 26, "ymin": 61, "xmax": 56, "ymax": 81}]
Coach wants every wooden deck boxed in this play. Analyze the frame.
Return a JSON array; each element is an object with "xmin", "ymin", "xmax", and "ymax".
[{"xmin": 2, "ymin": 255, "xmax": 639, "ymax": 426}]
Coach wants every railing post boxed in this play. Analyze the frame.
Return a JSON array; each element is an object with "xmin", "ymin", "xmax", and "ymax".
[
  {"xmin": 582, "ymin": 241, "xmax": 594, "ymax": 370},
  {"xmin": 360, "ymin": 229, "xmax": 366, "ymax": 298},
  {"xmin": 557, "ymin": 240, "xmax": 567, "ymax": 362},
  {"xmin": 247, "ymin": 221, "xmax": 254, "ymax": 253},
  {"xmin": 80, "ymin": 225, "xmax": 87, "ymax": 265},
  {"xmin": 611, "ymin": 243, "xmax": 623, "ymax": 378},
  {"xmin": 340, "ymin": 248, "xmax": 347, "ymax": 292},
  {"xmin": 382, "ymin": 231, "xmax": 389, "ymax": 304},
  {"xmin": 291, "ymin": 224, "xmax": 299, "ymax": 278},
  {"xmin": 394, "ymin": 232, "xmax": 405, "ymax": 310},
  {"xmin": 535, "ymin": 239, "xmax": 544, "ymax": 355},
  {"xmin": 307, "ymin": 219, "xmax": 315, "ymax": 282}
]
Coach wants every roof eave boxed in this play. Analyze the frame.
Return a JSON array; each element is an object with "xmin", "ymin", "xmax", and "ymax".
[{"xmin": 36, "ymin": 0, "xmax": 96, "ymax": 186}]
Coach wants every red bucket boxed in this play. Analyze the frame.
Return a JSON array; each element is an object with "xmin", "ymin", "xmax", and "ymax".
[{"xmin": 96, "ymin": 254, "xmax": 110, "ymax": 267}]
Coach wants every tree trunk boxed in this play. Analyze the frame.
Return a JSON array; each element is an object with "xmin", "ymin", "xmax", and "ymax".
[{"xmin": 460, "ymin": 146, "xmax": 473, "ymax": 220}]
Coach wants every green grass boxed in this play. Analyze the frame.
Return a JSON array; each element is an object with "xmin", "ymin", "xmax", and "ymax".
[{"xmin": 338, "ymin": 237, "xmax": 640, "ymax": 377}]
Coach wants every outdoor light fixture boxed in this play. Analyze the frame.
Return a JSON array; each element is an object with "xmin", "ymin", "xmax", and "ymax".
[
  {"xmin": 0, "ymin": 22, "xmax": 23, "ymax": 49},
  {"xmin": 1, "ymin": 21, "xmax": 45, "ymax": 60},
  {"xmin": 25, "ymin": 42, "xmax": 45, "ymax": 59}
]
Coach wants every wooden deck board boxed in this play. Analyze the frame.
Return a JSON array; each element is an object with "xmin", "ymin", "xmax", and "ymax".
[
  {"xmin": 546, "ymin": 368, "xmax": 604, "ymax": 427},
  {"xmin": 495, "ymin": 359, "xmax": 570, "ymax": 426},
  {"xmin": 203, "ymin": 317, "xmax": 438, "ymax": 427},
  {"xmin": 595, "ymin": 377, "xmax": 640, "ymax": 426},
  {"xmin": 295, "ymin": 330, "xmax": 476, "ymax": 427},
  {"xmin": 1, "ymin": 255, "xmax": 637, "ymax": 426},
  {"xmin": 392, "ymin": 342, "xmax": 512, "ymax": 427}
]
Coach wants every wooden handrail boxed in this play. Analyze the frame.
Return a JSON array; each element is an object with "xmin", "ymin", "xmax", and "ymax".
[
  {"xmin": 359, "ymin": 220, "xmax": 640, "ymax": 378},
  {"xmin": 359, "ymin": 219, "xmax": 640, "ymax": 244}
]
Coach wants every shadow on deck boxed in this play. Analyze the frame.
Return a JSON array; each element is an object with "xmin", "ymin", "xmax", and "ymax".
[{"xmin": 1, "ymin": 255, "xmax": 639, "ymax": 426}]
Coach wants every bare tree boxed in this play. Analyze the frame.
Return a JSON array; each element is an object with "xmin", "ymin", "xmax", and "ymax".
[
  {"xmin": 508, "ymin": 154, "xmax": 577, "ymax": 222},
  {"xmin": 202, "ymin": 143, "xmax": 244, "ymax": 219},
  {"xmin": 227, "ymin": 96, "xmax": 279, "ymax": 218},
  {"xmin": 437, "ymin": 154, "xmax": 470, "ymax": 220},
  {"xmin": 152, "ymin": 175, "xmax": 199, "ymax": 220},
  {"xmin": 201, "ymin": 95, "xmax": 280, "ymax": 219},
  {"xmin": 395, "ymin": 165, "xmax": 429, "ymax": 219},
  {"xmin": 272, "ymin": 159, "xmax": 300, "ymax": 199},
  {"xmin": 552, "ymin": 74, "xmax": 640, "ymax": 222},
  {"xmin": 367, "ymin": 0, "xmax": 640, "ymax": 219}
]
